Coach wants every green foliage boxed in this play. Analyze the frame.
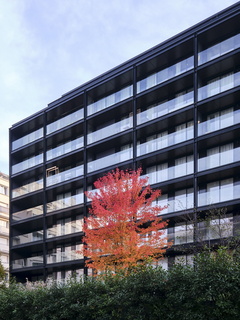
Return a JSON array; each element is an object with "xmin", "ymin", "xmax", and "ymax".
[
  {"xmin": 0, "ymin": 262, "xmax": 5, "ymax": 281},
  {"xmin": 0, "ymin": 249, "xmax": 240, "ymax": 319}
]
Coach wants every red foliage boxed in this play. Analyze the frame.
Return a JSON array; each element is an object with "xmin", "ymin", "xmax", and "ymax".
[{"xmin": 83, "ymin": 168, "xmax": 170, "ymax": 274}]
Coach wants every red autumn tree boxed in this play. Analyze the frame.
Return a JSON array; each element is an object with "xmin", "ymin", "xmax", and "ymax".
[{"xmin": 83, "ymin": 168, "xmax": 170, "ymax": 275}]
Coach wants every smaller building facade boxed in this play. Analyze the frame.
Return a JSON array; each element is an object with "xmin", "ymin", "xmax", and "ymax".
[{"xmin": 0, "ymin": 172, "xmax": 9, "ymax": 278}]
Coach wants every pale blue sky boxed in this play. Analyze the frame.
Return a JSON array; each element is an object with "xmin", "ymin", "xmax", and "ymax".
[{"xmin": 0, "ymin": 0, "xmax": 238, "ymax": 174}]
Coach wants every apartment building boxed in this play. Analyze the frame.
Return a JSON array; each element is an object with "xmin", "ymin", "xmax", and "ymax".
[
  {"xmin": 0, "ymin": 172, "xmax": 9, "ymax": 278},
  {"xmin": 9, "ymin": 2, "xmax": 240, "ymax": 282}
]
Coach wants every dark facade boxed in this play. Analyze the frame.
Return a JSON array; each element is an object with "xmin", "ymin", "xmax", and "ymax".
[{"xmin": 9, "ymin": 2, "xmax": 240, "ymax": 282}]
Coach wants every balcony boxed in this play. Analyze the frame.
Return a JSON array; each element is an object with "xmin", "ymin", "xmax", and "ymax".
[
  {"xmin": 137, "ymin": 126, "xmax": 193, "ymax": 157},
  {"xmin": 87, "ymin": 116, "xmax": 133, "ymax": 145},
  {"xmin": 12, "ymin": 154, "xmax": 43, "ymax": 175},
  {"xmin": 198, "ymin": 146, "xmax": 240, "ymax": 172},
  {"xmin": 198, "ymin": 179, "xmax": 240, "ymax": 206},
  {"xmin": 198, "ymin": 108, "xmax": 240, "ymax": 136},
  {"xmin": 47, "ymin": 193, "xmax": 84, "ymax": 213},
  {"xmin": 47, "ymin": 136, "xmax": 84, "ymax": 161},
  {"xmin": 87, "ymin": 85, "xmax": 133, "ymax": 116},
  {"xmin": 137, "ymin": 56, "xmax": 194, "ymax": 93},
  {"xmin": 198, "ymin": 33, "xmax": 240, "ymax": 65},
  {"xmin": 12, "ymin": 179, "xmax": 43, "ymax": 198},
  {"xmin": 137, "ymin": 91, "xmax": 193, "ymax": 125},
  {"xmin": 46, "ymin": 165, "xmax": 84, "ymax": 187},
  {"xmin": 198, "ymin": 71, "xmax": 240, "ymax": 101},
  {"xmin": 12, "ymin": 231, "xmax": 43, "ymax": 246},
  {"xmin": 12, "ymin": 256, "xmax": 44, "ymax": 269},
  {"xmin": 47, "ymin": 108, "xmax": 84, "ymax": 135},
  {"xmin": 12, "ymin": 205, "xmax": 43, "ymax": 222},
  {"xmin": 88, "ymin": 147, "xmax": 133, "ymax": 173},
  {"xmin": 12, "ymin": 128, "xmax": 43, "ymax": 151},
  {"xmin": 146, "ymin": 159, "xmax": 194, "ymax": 185}
]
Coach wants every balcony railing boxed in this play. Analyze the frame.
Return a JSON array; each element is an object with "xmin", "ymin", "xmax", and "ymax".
[
  {"xmin": 47, "ymin": 247, "xmax": 83, "ymax": 264},
  {"xmin": 87, "ymin": 117, "xmax": 133, "ymax": 144},
  {"xmin": 137, "ymin": 91, "xmax": 193, "ymax": 125},
  {"xmin": 87, "ymin": 85, "xmax": 133, "ymax": 116},
  {"xmin": 146, "ymin": 161, "xmax": 194, "ymax": 185},
  {"xmin": 46, "ymin": 136, "xmax": 84, "ymax": 161},
  {"xmin": 152, "ymin": 196, "xmax": 194, "ymax": 215},
  {"xmin": 12, "ymin": 205, "xmax": 43, "ymax": 221},
  {"xmin": 12, "ymin": 179, "xmax": 43, "ymax": 198},
  {"xmin": 198, "ymin": 71, "xmax": 240, "ymax": 101},
  {"xmin": 47, "ymin": 220, "xmax": 83, "ymax": 238},
  {"xmin": 12, "ymin": 256, "xmax": 44, "ymax": 269},
  {"xmin": 47, "ymin": 109, "xmax": 84, "ymax": 135},
  {"xmin": 137, "ymin": 126, "xmax": 193, "ymax": 157},
  {"xmin": 47, "ymin": 165, "xmax": 84, "ymax": 187},
  {"xmin": 198, "ymin": 33, "xmax": 240, "ymax": 65},
  {"xmin": 198, "ymin": 182, "xmax": 240, "ymax": 207},
  {"xmin": 198, "ymin": 147, "xmax": 240, "ymax": 172},
  {"xmin": 88, "ymin": 148, "xmax": 133, "ymax": 173},
  {"xmin": 137, "ymin": 56, "xmax": 193, "ymax": 93},
  {"xmin": 12, "ymin": 154, "xmax": 43, "ymax": 175},
  {"xmin": 47, "ymin": 194, "xmax": 84, "ymax": 213},
  {"xmin": 198, "ymin": 109, "xmax": 240, "ymax": 136},
  {"xmin": 12, "ymin": 128, "xmax": 43, "ymax": 151},
  {"xmin": 12, "ymin": 231, "xmax": 43, "ymax": 246}
]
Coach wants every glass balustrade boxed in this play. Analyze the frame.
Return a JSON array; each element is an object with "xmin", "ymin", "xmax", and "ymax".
[
  {"xmin": 12, "ymin": 255, "xmax": 44, "ymax": 269},
  {"xmin": 198, "ymin": 146, "xmax": 240, "ymax": 171},
  {"xmin": 152, "ymin": 196, "xmax": 194, "ymax": 215},
  {"xmin": 47, "ymin": 136, "xmax": 84, "ymax": 161},
  {"xmin": 12, "ymin": 205, "xmax": 43, "ymax": 221},
  {"xmin": 198, "ymin": 109, "xmax": 240, "ymax": 136},
  {"xmin": 47, "ymin": 165, "xmax": 84, "ymax": 187},
  {"xmin": 47, "ymin": 108, "xmax": 83, "ymax": 135},
  {"xmin": 47, "ymin": 193, "xmax": 84, "ymax": 213},
  {"xmin": 137, "ymin": 126, "xmax": 193, "ymax": 156},
  {"xmin": 12, "ymin": 128, "xmax": 43, "ymax": 151},
  {"xmin": 137, "ymin": 91, "xmax": 193, "ymax": 125},
  {"xmin": 88, "ymin": 148, "xmax": 133, "ymax": 173},
  {"xmin": 87, "ymin": 85, "xmax": 133, "ymax": 116},
  {"xmin": 174, "ymin": 224, "xmax": 194, "ymax": 245},
  {"xmin": 198, "ymin": 180, "xmax": 240, "ymax": 206},
  {"xmin": 146, "ymin": 161, "xmax": 194, "ymax": 185},
  {"xmin": 198, "ymin": 33, "xmax": 240, "ymax": 65},
  {"xmin": 198, "ymin": 71, "xmax": 240, "ymax": 101},
  {"xmin": 47, "ymin": 219, "xmax": 83, "ymax": 238},
  {"xmin": 12, "ymin": 153, "xmax": 43, "ymax": 175},
  {"xmin": 47, "ymin": 246, "xmax": 83, "ymax": 264},
  {"xmin": 87, "ymin": 117, "xmax": 133, "ymax": 144},
  {"xmin": 137, "ymin": 56, "xmax": 193, "ymax": 93},
  {"xmin": 12, "ymin": 179, "xmax": 43, "ymax": 198},
  {"xmin": 12, "ymin": 230, "xmax": 43, "ymax": 246}
]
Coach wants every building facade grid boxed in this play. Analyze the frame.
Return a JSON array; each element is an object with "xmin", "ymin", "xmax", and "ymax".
[{"xmin": 9, "ymin": 2, "xmax": 240, "ymax": 282}]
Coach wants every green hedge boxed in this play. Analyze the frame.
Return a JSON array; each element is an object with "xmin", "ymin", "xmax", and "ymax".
[{"xmin": 1, "ymin": 249, "xmax": 240, "ymax": 320}]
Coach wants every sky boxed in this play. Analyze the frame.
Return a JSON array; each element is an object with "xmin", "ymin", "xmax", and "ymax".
[{"xmin": 0, "ymin": 0, "xmax": 239, "ymax": 174}]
